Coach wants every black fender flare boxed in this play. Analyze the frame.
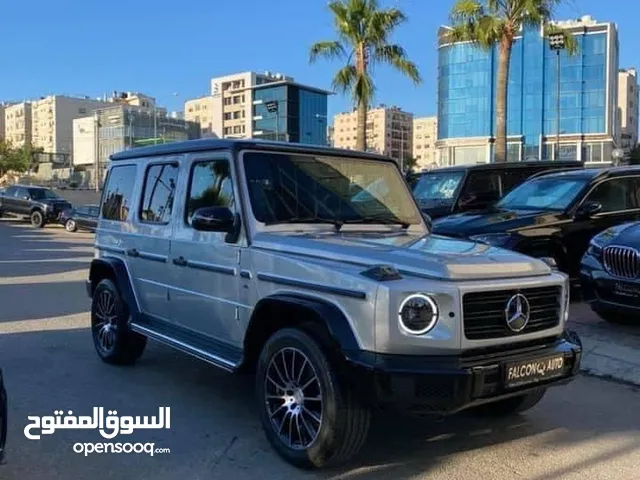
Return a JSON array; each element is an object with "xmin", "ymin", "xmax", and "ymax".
[
  {"xmin": 242, "ymin": 293, "xmax": 361, "ymax": 369},
  {"xmin": 88, "ymin": 257, "xmax": 140, "ymax": 317}
]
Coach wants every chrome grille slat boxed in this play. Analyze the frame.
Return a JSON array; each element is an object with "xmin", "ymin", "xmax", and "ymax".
[{"xmin": 603, "ymin": 245, "xmax": 640, "ymax": 279}]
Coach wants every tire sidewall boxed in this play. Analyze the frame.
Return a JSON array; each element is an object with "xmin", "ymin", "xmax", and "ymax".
[
  {"xmin": 256, "ymin": 328, "xmax": 344, "ymax": 468},
  {"xmin": 91, "ymin": 279, "xmax": 130, "ymax": 362}
]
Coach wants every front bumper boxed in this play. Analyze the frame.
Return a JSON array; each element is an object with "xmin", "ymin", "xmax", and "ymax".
[
  {"xmin": 345, "ymin": 332, "xmax": 582, "ymax": 415},
  {"xmin": 580, "ymin": 258, "xmax": 640, "ymax": 315}
]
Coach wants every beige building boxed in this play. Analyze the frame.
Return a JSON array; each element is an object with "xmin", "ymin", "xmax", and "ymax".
[
  {"xmin": 412, "ymin": 116, "xmax": 438, "ymax": 169},
  {"xmin": 184, "ymin": 96, "xmax": 217, "ymax": 137},
  {"xmin": 4, "ymin": 102, "xmax": 32, "ymax": 147},
  {"xmin": 31, "ymin": 95, "xmax": 112, "ymax": 157},
  {"xmin": 332, "ymin": 105, "xmax": 413, "ymax": 164},
  {"xmin": 618, "ymin": 68, "xmax": 639, "ymax": 152}
]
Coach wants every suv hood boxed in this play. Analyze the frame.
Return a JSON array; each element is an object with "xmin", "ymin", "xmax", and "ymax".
[
  {"xmin": 254, "ymin": 230, "xmax": 552, "ymax": 281},
  {"xmin": 432, "ymin": 208, "xmax": 562, "ymax": 237}
]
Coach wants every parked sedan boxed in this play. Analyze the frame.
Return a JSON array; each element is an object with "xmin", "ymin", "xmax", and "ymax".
[
  {"xmin": 60, "ymin": 204, "xmax": 99, "ymax": 232},
  {"xmin": 0, "ymin": 367, "xmax": 6, "ymax": 464},
  {"xmin": 432, "ymin": 165, "xmax": 640, "ymax": 283},
  {"xmin": 580, "ymin": 222, "xmax": 640, "ymax": 324}
]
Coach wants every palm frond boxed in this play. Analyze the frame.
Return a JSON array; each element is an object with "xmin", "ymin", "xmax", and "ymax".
[
  {"xmin": 332, "ymin": 65, "xmax": 358, "ymax": 95},
  {"xmin": 353, "ymin": 71, "xmax": 376, "ymax": 105},
  {"xmin": 309, "ymin": 41, "xmax": 347, "ymax": 63},
  {"xmin": 373, "ymin": 45, "xmax": 422, "ymax": 84}
]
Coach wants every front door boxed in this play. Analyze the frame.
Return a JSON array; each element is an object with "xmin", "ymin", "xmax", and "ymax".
[
  {"xmin": 169, "ymin": 153, "xmax": 243, "ymax": 346},
  {"xmin": 563, "ymin": 175, "xmax": 640, "ymax": 276}
]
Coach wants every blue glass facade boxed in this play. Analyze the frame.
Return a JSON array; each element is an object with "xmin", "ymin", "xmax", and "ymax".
[
  {"xmin": 253, "ymin": 84, "xmax": 328, "ymax": 145},
  {"xmin": 438, "ymin": 23, "xmax": 618, "ymax": 163}
]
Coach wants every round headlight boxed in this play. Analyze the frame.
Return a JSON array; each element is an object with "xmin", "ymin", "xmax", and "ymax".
[{"xmin": 398, "ymin": 294, "xmax": 439, "ymax": 335}]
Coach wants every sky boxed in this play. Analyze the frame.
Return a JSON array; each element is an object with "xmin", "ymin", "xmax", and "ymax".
[{"xmin": 0, "ymin": 0, "xmax": 635, "ymax": 123}]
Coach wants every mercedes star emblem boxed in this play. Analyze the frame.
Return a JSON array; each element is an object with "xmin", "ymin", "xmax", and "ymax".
[{"xmin": 505, "ymin": 293, "xmax": 530, "ymax": 333}]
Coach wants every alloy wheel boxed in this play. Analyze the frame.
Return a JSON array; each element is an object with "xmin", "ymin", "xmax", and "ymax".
[
  {"xmin": 66, "ymin": 220, "xmax": 76, "ymax": 232},
  {"xmin": 93, "ymin": 290, "xmax": 118, "ymax": 354},
  {"xmin": 264, "ymin": 347, "xmax": 323, "ymax": 450}
]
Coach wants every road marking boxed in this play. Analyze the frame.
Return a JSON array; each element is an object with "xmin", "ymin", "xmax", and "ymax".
[
  {"xmin": 0, "ymin": 269, "xmax": 88, "ymax": 284},
  {"xmin": 0, "ymin": 313, "xmax": 89, "ymax": 334},
  {"xmin": 0, "ymin": 257, "xmax": 93, "ymax": 264}
]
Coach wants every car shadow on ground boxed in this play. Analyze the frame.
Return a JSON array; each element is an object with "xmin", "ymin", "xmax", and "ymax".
[{"xmin": 1, "ymin": 327, "xmax": 638, "ymax": 480}]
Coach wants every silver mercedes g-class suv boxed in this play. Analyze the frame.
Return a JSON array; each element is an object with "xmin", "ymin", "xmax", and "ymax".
[{"xmin": 86, "ymin": 139, "xmax": 582, "ymax": 469}]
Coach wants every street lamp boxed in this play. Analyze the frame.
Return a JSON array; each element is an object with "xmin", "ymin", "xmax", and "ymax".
[{"xmin": 549, "ymin": 32, "xmax": 566, "ymax": 160}]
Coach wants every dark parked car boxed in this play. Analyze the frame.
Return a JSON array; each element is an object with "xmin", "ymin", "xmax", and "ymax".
[
  {"xmin": 411, "ymin": 161, "xmax": 584, "ymax": 220},
  {"xmin": 580, "ymin": 222, "xmax": 640, "ymax": 324},
  {"xmin": 0, "ymin": 184, "xmax": 72, "ymax": 227},
  {"xmin": 60, "ymin": 204, "xmax": 99, "ymax": 232},
  {"xmin": 432, "ymin": 165, "xmax": 640, "ymax": 283},
  {"xmin": 0, "ymin": 367, "xmax": 6, "ymax": 464}
]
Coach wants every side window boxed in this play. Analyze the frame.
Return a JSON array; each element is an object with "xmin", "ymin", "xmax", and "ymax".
[
  {"xmin": 185, "ymin": 159, "xmax": 235, "ymax": 226},
  {"xmin": 585, "ymin": 177, "xmax": 639, "ymax": 213},
  {"xmin": 139, "ymin": 163, "xmax": 179, "ymax": 224},
  {"xmin": 102, "ymin": 165, "xmax": 137, "ymax": 222},
  {"xmin": 76, "ymin": 206, "xmax": 87, "ymax": 215},
  {"xmin": 503, "ymin": 169, "xmax": 533, "ymax": 193},
  {"xmin": 15, "ymin": 188, "xmax": 28, "ymax": 199},
  {"xmin": 90, "ymin": 207, "xmax": 100, "ymax": 217},
  {"xmin": 459, "ymin": 171, "xmax": 502, "ymax": 205},
  {"xmin": 4, "ymin": 187, "xmax": 15, "ymax": 197}
]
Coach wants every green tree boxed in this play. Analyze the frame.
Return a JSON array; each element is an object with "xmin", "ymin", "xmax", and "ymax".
[
  {"xmin": 310, "ymin": 0, "xmax": 421, "ymax": 152},
  {"xmin": 446, "ymin": 0, "xmax": 577, "ymax": 163},
  {"xmin": 0, "ymin": 140, "xmax": 32, "ymax": 178}
]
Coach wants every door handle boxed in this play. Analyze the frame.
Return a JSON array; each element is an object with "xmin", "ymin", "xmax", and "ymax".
[
  {"xmin": 126, "ymin": 248, "xmax": 139, "ymax": 257},
  {"xmin": 173, "ymin": 256, "xmax": 187, "ymax": 267}
]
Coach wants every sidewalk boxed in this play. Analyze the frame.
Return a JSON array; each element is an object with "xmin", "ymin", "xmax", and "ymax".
[{"xmin": 568, "ymin": 302, "xmax": 640, "ymax": 386}]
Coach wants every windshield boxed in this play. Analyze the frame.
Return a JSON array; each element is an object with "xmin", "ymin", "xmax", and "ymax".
[
  {"xmin": 242, "ymin": 151, "xmax": 423, "ymax": 227},
  {"xmin": 29, "ymin": 188, "xmax": 60, "ymax": 200},
  {"xmin": 412, "ymin": 171, "xmax": 465, "ymax": 204},
  {"xmin": 496, "ymin": 176, "xmax": 588, "ymax": 211}
]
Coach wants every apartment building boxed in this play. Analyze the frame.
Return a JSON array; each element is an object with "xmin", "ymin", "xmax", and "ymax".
[
  {"xmin": 184, "ymin": 96, "xmax": 217, "ymax": 137},
  {"xmin": 4, "ymin": 102, "xmax": 32, "ymax": 147},
  {"xmin": 413, "ymin": 116, "xmax": 438, "ymax": 169},
  {"xmin": 31, "ymin": 95, "xmax": 113, "ymax": 157},
  {"xmin": 0, "ymin": 102, "xmax": 13, "ymax": 140},
  {"xmin": 332, "ymin": 105, "xmax": 413, "ymax": 163},
  {"xmin": 618, "ymin": 68, "xmax": 639, "ymax": 151}
]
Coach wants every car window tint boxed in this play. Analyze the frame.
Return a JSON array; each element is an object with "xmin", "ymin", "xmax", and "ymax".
[
  {"xmin": 139, "ymin": 163, "xmax": 179, "ymax": 224},
  {"xmin": 102, "ymin": 165, "xmax": 137, "ymax": 222},
  {"xmin": 4, "ymin": 187, "xmax": 15, "ymax": 196},
  {"xmin": 185, "ymin": 160, "xmax": 235, "ymax": 226},
  {"xmin": 465, "ymin": 171, "xmax": 502, "ymax": 195},
  {"xmin": 586, "ymin": 177, "xmax": 639, "ymax": 213},
  {"xmin": 503, "ymin": 169, "xmax": 534, "ymax": 192}
]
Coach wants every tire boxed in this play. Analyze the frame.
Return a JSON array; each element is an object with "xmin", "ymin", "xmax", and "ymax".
[
  {"xmin": 91, "ymin": 279, "xmax": 147, "ymax": 365},
  {"xmin": 592, "ymin": 304, "xmax": 636, "ymax": 325},
  {"xmin": 256, "ymin": 328, "xmax": 371, "ymax": 469},
  {"xmin": 65, "ymin": 219, "xmax": 77, "ymax": 232},
  {"xmin": 472, "ymin": 388, "xmax": 547, "ymax": 417},
  {"xmin": 30, "ymin": 210, "xmax": 45, "ymax": 228}
]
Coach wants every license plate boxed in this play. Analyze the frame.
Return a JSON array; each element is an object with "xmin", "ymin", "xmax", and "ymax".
[
  {"xmin": 504, "ymin": 355, "xmax": 565, "ymax": 388},
  {"xmin": 613, "ymin": 282, "xmax": 640, "ymax": 299}
]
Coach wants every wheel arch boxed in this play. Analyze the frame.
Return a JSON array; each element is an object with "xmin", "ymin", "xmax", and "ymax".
[
  {"xmin": 88, "ymin": 257, "xmax": 140, "ymax": 317},
  {"xmin": 240, "ymin": 293, "xmax": 361, "ymax": 373}
]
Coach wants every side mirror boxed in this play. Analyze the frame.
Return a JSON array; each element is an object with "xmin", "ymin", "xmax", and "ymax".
[
  {"xmin": 192, "ymin": 206, "xmax": 235, "ymax": 232},
  {"xmin": 575, "ymin": 201, "xmax": 602, "ymax": 220}
]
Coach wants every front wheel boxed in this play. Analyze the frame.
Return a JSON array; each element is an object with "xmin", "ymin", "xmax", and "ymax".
[
  {"xmin": 256, "ymin": 328, "xmax": 371, "ymax": 469},
  {"xmin": 91, "ymin": 279, "xmax": 147, "ymax": 365},
  {"xmin": 65, "ymin": 219, "xmax": 77, "ymax": 232},
  {"xmin": 472, "ymin": 388, "xmax": 547, "ymax": 417},
  {"xmin": 30, "ymin": 210, "xmax": 45, "ymax": 228}
]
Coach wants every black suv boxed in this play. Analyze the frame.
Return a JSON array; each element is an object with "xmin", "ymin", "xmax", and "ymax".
[
  {"xmin": 580, "ymin": 221, "xmax": 640, "ymax": 324},
  {"xmin": 432, "ymin": 165, "xmax": 640, "ymax": 282},
  {"xmin": 0, "ymin": 185, "xmax": 72, "ymax": 227},
  {"xmin": 411, "ymin": 161, "xmax": 584, "ymax": 220}
]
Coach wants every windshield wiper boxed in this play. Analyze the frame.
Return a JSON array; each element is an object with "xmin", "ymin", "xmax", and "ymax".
[
  {"xmin": 344, "ymin": 215, "xmax": 410, "ymax": 229},
  {"xmin": 264, "ymin": 217, "xmax": 345, "ymax": 230}
]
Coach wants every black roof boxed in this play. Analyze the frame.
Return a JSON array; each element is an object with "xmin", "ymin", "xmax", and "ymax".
[
  {"xmin": 110, "ymin": 138, "xmax": 393, "ymax": 163},
  {"xmin": 418, "ymin": 160, "xmax": 584, "ymax": 174},
  {"xmin": 536, "ymin": 164, "xmax": 640, "ymax": 180}
]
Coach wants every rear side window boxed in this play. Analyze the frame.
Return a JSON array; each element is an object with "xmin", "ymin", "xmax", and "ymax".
[
  {"xmin": 139, "ymin": 163, "xmax": 179, "ymax": 224},
  {"xmin": 102, "ymin": 165, "xmax": 137, "ymax": 221}
]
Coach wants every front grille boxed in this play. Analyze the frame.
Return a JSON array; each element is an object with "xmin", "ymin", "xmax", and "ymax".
[
  {"xmin": 463, "ymin": 286, "xmax": 562, "ymax": 340},
  {"xmin": 603, "ymin": 246, "xmax": 640, "ymax": 279}
]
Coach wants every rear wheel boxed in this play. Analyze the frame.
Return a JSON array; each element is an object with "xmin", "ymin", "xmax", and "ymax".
[
  {"xmin": 256, "ymin": 328, "xmax": 371, "ymax": 469},
  {"xmin": 30, "ymin": 210, "xmax": 45, "ymax": 228},
  {"xmin": 472, "ymin": 388, "xmax": 547, "ymax": 417},
  {"xmin": 91, "ymin": 279, "xmax": 147, "ymax": 365},
  {"xmin": 65, "ymin": 219, "xmax": 77, "ymax": 232}
]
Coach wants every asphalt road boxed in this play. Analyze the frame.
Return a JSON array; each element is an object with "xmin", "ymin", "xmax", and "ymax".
[{"xmin": 0, "ymin": 219, "xmax": 639, "ymax": 479}]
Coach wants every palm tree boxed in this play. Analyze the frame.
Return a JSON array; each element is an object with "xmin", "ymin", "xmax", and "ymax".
[
  {"xmin": 310, "ymin": 0, "xmax": 421, "ymax": 152},
  {"xmin": 446, "ymin": 0, "xmax": 577, "ymax": 163}
]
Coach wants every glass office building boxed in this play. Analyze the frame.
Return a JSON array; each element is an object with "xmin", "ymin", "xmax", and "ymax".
[
  {"xmin": 253, "ymin": 82, "xmax": 329, "ymax": 146},
  {"xmin": 437, "ymin": 16, "xmax": 619, "ymax": 165}
]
